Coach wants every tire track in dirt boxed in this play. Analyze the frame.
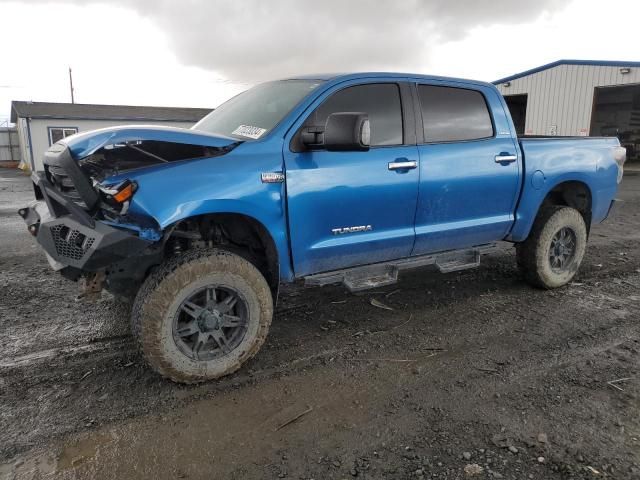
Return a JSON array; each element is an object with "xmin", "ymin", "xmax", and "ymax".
[{"xmin": 0, "ymin": 336, "xmax": 133, "ymax": 369}]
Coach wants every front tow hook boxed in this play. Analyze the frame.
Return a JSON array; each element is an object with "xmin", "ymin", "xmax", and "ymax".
[{"xmin": 18, "ymin": 207, "xmax": 40, "ymax": 236}]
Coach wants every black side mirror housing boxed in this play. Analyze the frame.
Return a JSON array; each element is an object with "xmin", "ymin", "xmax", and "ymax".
[
  {"xmin": 323, "ymin": 112, "xmax": 370, "ymax": 151},
  {"xmin": 300, "ymin": 126, "xmax": 324, "ymax": 149}
]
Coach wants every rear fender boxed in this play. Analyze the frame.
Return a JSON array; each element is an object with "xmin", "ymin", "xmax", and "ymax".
[
  {"xmin": 508, "ymin": 173, "xmax": 595, "ymax": 242},
  {"xmin": 508, "ymin": 137, "xmax": 619, "ymax": 242}
]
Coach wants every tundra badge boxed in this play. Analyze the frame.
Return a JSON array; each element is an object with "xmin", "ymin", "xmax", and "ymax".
[
  {"xmin": 331, "ymin": 225, "xmax": 373, "ymax": 235},
  {"xmin": 261, "ymin": 172, "xmax": 285, "ymax": 183}
]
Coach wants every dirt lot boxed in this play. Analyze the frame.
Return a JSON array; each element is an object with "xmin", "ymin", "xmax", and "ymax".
[{"xmin": 1, "ymin": 167, "xmax": 639, "ymax": 480}]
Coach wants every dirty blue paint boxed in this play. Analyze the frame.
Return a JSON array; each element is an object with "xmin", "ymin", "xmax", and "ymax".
[
  {"xmin": 100, "ymin": 220, "xmax": 162, "ymax": 241},
  {"xmin": 506, "ymin": 136, "xmax": 620, "ymax": 241},
  {"xmin": 410, "ymin": 78, "xmax": 522, "ymax": 255},
  {"xmin": 58, "ymin": 72, "xmax": 623, "ymax": 282}
]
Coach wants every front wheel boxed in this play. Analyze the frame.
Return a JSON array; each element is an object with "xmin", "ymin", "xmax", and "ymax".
[
  {"xmin": 516, "ymin": 206, "xmax": 587, "ymax": 289},
  {"xmin": 131, "ymin": 248, "xmax": 273, "ymax": 383}
]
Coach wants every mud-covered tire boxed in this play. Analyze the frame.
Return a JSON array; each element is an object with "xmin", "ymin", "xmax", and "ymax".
[
  {"xmin": 516, "ymin": 206, "xmax": 587, "ymax": 289},
  {"xmin": 131, "ymin": 248, "xmax": 273, "ymax": 383}
]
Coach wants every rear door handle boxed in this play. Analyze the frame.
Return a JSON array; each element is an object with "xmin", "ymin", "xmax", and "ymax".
[
  {"xmin": 495, "ymin": 153, "xmax": 517, "ymax": 163},
  {"xmin": 388, "ymin": 160, "xmax": 418, "ymax": 171}
]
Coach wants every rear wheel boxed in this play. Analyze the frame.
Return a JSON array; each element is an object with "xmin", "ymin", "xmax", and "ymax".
[
  {"xmin": 516, "ymin": 206, "xmax": 587, "ymax": 289},
  {"xmin": 131, "ymin": 248, "xmax": 273, "ymax": 383}
]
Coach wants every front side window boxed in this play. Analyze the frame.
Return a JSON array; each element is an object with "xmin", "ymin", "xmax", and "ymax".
[
  {"xmin": 418, "ymin": 85, "xmax": 493, "ymax": 143},
  {"xmin": 306, "ymin": 83, "xmax": 403, "ymax": 146},
  {"xmin": 193, "ymin": 80, "xmax": 323, "ymax": 140},
  {"xmin": 49, "ymin": 127, "xmax": 78, "ymax": 145}
]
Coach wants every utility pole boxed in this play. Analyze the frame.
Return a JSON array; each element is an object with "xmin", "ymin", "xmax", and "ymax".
[{"xmin": 68, "ymin": 67, "xmax": 75, "ymax": 104}]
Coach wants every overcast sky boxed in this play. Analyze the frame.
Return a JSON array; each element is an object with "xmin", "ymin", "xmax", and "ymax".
[{"xmin": 1, "ymin": 0, "xmax": 639, "ymax": 124}]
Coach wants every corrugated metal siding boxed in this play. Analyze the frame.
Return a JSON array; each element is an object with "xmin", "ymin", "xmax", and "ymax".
[
  {"xmin": 496, "ymin": 65, "xmax": 640, "ymax": 136},
  {"xmin": 0, "ymin": 127, "xmax": 20, "ymax": 163}
]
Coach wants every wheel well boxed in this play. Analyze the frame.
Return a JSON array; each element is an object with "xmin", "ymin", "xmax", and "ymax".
[
  {"xmin": 539, "ymin": 181, "xmax": 592, "ymax": 230},
  {"xmin": 166, "ymin": 213, "xmax": 279, "ymax": 293}
]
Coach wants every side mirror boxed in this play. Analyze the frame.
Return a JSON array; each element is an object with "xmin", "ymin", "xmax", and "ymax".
[{"xmin": 323, "ymin": 112, "xmax": 370, "ymax": 151}]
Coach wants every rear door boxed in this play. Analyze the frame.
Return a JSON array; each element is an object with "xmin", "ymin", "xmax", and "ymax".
[
  {"xmin": 411, "ymin": 81, "xmax": 521, "ymax": 255},
  {"xmin": 283, "ymin": 81, "xmax": 420, "ymax": 276}
]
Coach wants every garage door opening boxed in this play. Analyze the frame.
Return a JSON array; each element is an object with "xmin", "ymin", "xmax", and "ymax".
[
  {"xmin": 591, "ymin": 84, "xmax": 640, "ymax": 162},
  {"xmin": 504, "ymin": 94, "xmax": 527, "ymax": 135}
]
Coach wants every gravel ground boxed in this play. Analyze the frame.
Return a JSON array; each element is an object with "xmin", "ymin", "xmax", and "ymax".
[{"xmin": 1, "ymin": 167, "xmax": 639, "ymax": 479}]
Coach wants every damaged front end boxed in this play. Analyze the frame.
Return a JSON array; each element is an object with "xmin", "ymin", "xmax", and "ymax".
[{"xmin": 20, "ymin": 126, "xmax": 240, "ymax": 298}]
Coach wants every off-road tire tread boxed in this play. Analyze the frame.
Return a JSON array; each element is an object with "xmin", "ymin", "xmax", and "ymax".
[
  {"xmin": 131, "ymin": 248, "xmax": 272, "ymax": 383},
  {"xmin": 516, "ymin": 206, "xmax": 587, "ymax": 289}
]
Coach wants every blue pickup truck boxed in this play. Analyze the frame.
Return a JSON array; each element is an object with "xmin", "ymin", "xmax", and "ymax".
[{"xmin": 20, "ymin": 72, "xmax": 626, "ymax": 383}]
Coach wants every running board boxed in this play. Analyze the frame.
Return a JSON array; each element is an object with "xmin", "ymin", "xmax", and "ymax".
[{"xmin": 304, "ymin": 244, "xmax": 497, "ymax": 292}]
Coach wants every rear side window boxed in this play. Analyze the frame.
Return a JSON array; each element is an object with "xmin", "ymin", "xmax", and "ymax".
[
  {"xmin": 307, "ymin": 83, "xmax": 403, "ymax": 146},
  {"xmin": 417, "ymin": 85, "xmax": 493, "ymax": 142}
]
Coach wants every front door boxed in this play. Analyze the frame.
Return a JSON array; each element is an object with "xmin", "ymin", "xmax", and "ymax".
[
  {"xmin": 284, "ymin": 82, "xmax": 420, "ymax": 276},
  {"xmin": 411, "ymin": 82, "xmax": 521, "ymax": 255}
]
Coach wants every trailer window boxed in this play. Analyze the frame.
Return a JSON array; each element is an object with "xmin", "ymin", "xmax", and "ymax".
[
  {"xmin": 417, "ymin": 85, "xmax": 493, "ymax": 143},
  {"xmin": 48, "ymin": 127, "xmax": 78, "ymax": 146}
]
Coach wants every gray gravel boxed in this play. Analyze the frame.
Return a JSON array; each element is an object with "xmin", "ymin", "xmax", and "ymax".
[{"xmin": 1, "ymin": 167, "xmax": 640, "ymax": 479}]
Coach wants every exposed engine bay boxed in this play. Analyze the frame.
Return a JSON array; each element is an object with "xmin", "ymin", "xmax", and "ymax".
[
  {"xmin": 78, "ymin": 140, "xmax": 235, "ymax": 182},
  {"xmin": 41, "ymin": 139, "xmax": 238, "ymax": 228},
  {"xmin": 32, "ymin": 138, "xmax": 242, "ymax": 298}
]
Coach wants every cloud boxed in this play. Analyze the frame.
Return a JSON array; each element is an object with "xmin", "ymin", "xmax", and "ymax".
[{"xmin": 2, "ymin": 0, "xmax": 566, "ymax": 81}]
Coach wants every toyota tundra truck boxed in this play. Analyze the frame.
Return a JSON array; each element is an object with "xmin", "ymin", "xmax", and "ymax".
[{"xmin": 19, "ymin": 72, "xmax": 626, "ymax": 383}]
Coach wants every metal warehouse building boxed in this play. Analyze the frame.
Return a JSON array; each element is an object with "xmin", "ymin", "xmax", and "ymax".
[{"xmin": 494, "ymin": 60, "xmax": 640, "ymax": 161}]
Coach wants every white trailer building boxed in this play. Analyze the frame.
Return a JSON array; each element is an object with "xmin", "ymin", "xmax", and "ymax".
[
  {"xmin": 494, "ymin": 60, "xmax": 640, "ymax": 161},
  {"xmin": 10, "ymin": 101, "xmax": 212, "ymax": 171}
]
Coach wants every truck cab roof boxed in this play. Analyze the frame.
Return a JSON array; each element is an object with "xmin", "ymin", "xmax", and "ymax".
[{"xmin": 283, "ymin": 72, "xmax": 496, "ymax": 90}]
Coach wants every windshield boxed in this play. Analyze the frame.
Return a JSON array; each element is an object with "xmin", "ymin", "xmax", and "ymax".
[{"xmin": 193, "ymin": 79, "xmax": 323, "ymax": 140}]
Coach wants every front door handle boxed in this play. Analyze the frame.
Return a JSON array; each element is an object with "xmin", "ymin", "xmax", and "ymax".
[
  {"xmin": 495, "ymin": 153, "xmax": 517, "ymax": 163},
  {"xmin": 388, "ymin": 160, "xmax": 418, "ymax": 171}
]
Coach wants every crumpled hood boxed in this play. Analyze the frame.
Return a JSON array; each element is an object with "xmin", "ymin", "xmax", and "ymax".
[{"xmin": 61, "ymin": 124, "xmax": 238, "ymax": 159}]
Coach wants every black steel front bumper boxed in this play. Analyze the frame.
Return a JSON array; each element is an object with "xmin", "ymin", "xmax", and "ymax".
[{"xmin": 19, "ymin": 172, "xmax": 153, "ymax": 272}]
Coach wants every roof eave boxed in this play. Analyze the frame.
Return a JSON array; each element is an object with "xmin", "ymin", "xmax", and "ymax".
[
  {"xmin": 10, "ymin": 101, "xmax": 20, "ymax": 123},
  {"xmin": 21, "ymin": 115, "xmax": 202, "ymax": 122},
  {"xmin": 493, "ymin": 59, "xmax": 640, "ymax": 85}
]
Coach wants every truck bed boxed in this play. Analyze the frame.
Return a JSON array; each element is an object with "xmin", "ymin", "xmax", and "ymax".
[{"xmin": 508, "ymin": 135, "xmax": 622, "ymax": 242}]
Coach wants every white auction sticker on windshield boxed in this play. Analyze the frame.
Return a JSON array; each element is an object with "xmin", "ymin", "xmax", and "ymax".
[{"xmin": 231, "ymin": 125, "xmax": 267, "ymax": 139}]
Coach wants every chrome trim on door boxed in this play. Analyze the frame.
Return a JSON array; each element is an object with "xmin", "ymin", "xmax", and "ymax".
[
  {"xmin": 388, "ymin": 160, "xmax": 418, "ymax": 170},
  {"xmin": 494, "ymin": 154, "xmax": 517, "ymax": 163}
]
